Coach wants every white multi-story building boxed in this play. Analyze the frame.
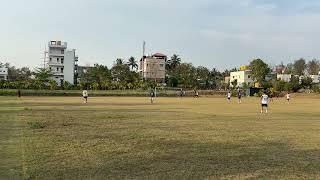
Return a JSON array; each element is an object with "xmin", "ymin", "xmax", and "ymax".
[
  {"xmin": 230, "ymin": 70, "xmax": 254, "ymax": 87},
  {"xmin": 277, "ymin": 74, "xmax": 292, "ymax": 82},
  {"xmin": 0, "ymin": 67, "xmax": 8, "ymax": 80},
  {"xmin": 47, "ymin": 41, "xmax": 78, "ymax": 85},
  {"xmin": 308, "ymin": 75, "xmax": 320, "ymax": 84},
  {"xmin": 139, "ymin": 53, "xmax": 167, "ymax": 82}
]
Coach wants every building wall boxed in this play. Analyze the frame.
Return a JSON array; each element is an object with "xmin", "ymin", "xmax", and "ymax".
[
  {"xmin": 277, "ymin": 74, "xmax": 292, "ymax": 82},
  {"xmin": 309, "ymin": 75, "xmax": 320, "ymax": 84},
  {"xmin": 140, "ymin": 56, "xmax": 166, "ymax": 82},
  {"xmin": 230, "ymin": 70, "xmax": 253, "ymax": 87},
  {"xmin": 64, "ymin": 50, "xmax": 76, "ymax": 84},
  {"xmin": 0, "ymin": 67, "xmax": 8, "ymax": 80}
]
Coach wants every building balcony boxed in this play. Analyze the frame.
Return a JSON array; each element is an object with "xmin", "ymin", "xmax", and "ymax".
[
  {"xmin": 48, "ymin": 52, "xmax": 65, "ymax": 57},
  {"xmin": 48, "ymin": 62, "xmax": 64, "ymax": 66},
  {"xmin": 51, "ymin": 72, "xmax": 64, "ymax": 76},
  {"xmin": 75, "ymin": 56, "xmax": 79, "ymax": 61},
  {"xmin": 48, "ymin": 41, "xmax": 67, "ymax": 48}
]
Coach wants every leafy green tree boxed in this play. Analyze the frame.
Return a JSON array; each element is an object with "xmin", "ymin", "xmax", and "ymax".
[
  {"xmin": 284, "ymin": 63, "xmax": 294, "ymax": 74},
  {"xmin": 301, "ymin": 77, "xmax": 313, "ymax": 89},
  {"xmin": 48, "ymin": 80, "xmax": 58, "ymax": 90},
  {"xmin": 116, "ymin": 58, "xmax": 124, "ymax": 65},
  {"xmin": 307, "ymin": 59, "xmax": 320, "ymax": 75},
  {"xmin": 63, "ymin": 81, "xmax": 72, "ymax": 90},
  {"xmin": 33, "ymin": 68, "xmax": 52, "ymax": 88},
  {"xmin": 80, "ymin": 64, "xmax": 111, "ymax": 90},
  {"xmin": 196, "ymin": 66, "xmax": 210, "ymax": 89},
  {"xmin": 111, "ymin": 64, "xmax": 130, "ymax": 82},
  {"xmin": 293, "ymin": 58, "xmax": 306, "ymax": 76},
  {"xmin": 128, "ymin": 57, "xmax": 138, "ymax": 71},
  {"xmin": 175, "ymin": 63, "xmax": 196, "ymax": 88},
  {"xmin": 273, "ymin": 80, "xmax": 286, "ymax": 92},
  {"xmin": 249, "ymin": 59, "xmax": 270, "ymax": 84}
]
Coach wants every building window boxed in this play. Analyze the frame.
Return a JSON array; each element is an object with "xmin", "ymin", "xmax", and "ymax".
[
  {"xmin": 61, "ymin": 50, "xmax": 64, "ymax": 54},
  {"xmin": 56, "ymin": 67, "xmax": 59, "ymax": 72},
  {"xmin": 147, "ymin": 64, "xmax": 149, "ymax": 67},
  {"xmin": 61, "ymin": 68, "xmax": 64, "ymax": 73},
  {"xmin": 61, "ymin": 58, "xmax": 64, "ymax": 64},
  {"xmin": 57, "ymin": 58, "xmax": 60, "ymax": 63},
  {"xmin": 248, "ymin": 75, "xmax": 251, "ymax": 78},
  {"xmin": 49, "ymin": 67, "xmax": 52, "ymax": 71},
  {"xmin": 49, "ymin": 58, "xmax": 52, "ymax": 62}
]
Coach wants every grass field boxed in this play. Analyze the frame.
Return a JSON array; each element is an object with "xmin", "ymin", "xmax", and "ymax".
[{"xmin": 1, "ymin": 95, "xmax": 320, "ymax": 179}]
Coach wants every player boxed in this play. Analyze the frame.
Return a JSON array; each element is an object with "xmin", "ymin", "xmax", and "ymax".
[
  {"xmin": 17, "ymin": 89, "xmax": 21, "ymax": 98},
  {"xmin": 227, "ymin": 90, "xmax": 231, "ymax": 103},
  {"xmin": 194, "ymin": 90, "xmax": 199, "ymax": 98},
  {"xmin": 261, "ymin": 91, "xmax": 269, "ymax": 114},
  {"xmin": 286, "ymin": 92, "xmax": 290, "ymax": 102},
  {"xmin": 237, "ymin": 88, "xmax": 242, "ymax": 104},
  {"xmin": 82, "ymin": 90, "xmax": 88, "ymax": 103},
  {"xmin": 150, "ymin": 90, "xmax": 155, "ymax": 104}
]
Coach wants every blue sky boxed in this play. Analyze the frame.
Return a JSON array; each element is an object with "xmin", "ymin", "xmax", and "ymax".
[{"xmin": 1, "ymin": 0, "xmax": 320, "ymax": 70}]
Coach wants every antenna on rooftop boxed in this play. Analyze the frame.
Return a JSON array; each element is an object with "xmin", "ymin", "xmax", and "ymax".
[{"xmin": 143, "ymin": 41, "xmax": 146, "ymax": 57}]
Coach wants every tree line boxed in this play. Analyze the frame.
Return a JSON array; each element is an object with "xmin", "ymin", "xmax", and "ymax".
[{"xmin": 0, "ymin": 57, "xmax": 319, "ymax": 93}]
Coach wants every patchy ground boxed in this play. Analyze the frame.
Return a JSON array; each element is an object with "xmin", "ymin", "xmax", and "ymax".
[{"xmin": 1, "ymin": 96, "xmax": 320, "ymax": 179}]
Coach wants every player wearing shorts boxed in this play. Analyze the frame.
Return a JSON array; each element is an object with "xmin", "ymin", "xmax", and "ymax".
[
  {"xmin": 227, "ymin": 91, "xmax": 231, "ymax": 103},
  {"xmin": 82, "ymin": 90, "xmax": 88, "ymax": 103},
  {"xmin": 237, "ymin": 88, "xmax": 242, "ymax": 104},
  {"xmin": 150, "ymin": 90, "xmax": 155, "ymax": 104},
  {"xmin": 261, "ymin": 92, "xmax": 269, "ymax": 114},
  {"xmin": 286, "ymin": 92, "xmax": 290, "ymax": 102}
]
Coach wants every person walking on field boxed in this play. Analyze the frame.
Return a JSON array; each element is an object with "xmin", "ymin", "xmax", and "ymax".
[
  {"xmin": 261, "ymin": 91, "xmax": 269, "ymax": 114},
  {"xmin": 227, "ymin": 90, "xmax": 231, "ymax": 103},
  {"xmin": 150, "ymin": 90, "xmax": 155, "ymax": 104},
  {"xmin": 82, "ymin": 90, "xmax": 88, "ymax": 103},
  {"xmin": 286, "ymin": 92, "xmax": 290, "ymax": 102},
  {"xmin": 237, "ymin": 88, "xmax": 242, "ymax": 104},
  {"xmin": 17, "ymin": 89, "xmax": 21, "ymax": 98},
  {"xmin": 194, "ymin": 89, "xmax": 199, "ymax": 98}
]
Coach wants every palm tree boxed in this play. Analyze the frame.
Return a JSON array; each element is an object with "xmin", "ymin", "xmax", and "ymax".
[
  {"xmin": 169, "ymin": 54, "xmax": 181, "ymax": 71},
  {"xmin": 116, "ymin": 58, "xmax": 124, "ymax": 66},
  {"xmin": 127, "ymin": 57, "xmax": 138, "ymax": 71}
]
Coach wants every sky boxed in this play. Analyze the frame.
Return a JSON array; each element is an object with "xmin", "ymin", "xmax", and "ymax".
[{"xmin": 1, "ymin": 0, "xmax": 320, "ymax": 70}]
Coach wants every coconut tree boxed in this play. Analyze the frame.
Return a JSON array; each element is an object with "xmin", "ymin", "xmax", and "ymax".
[
  {"xmin": 128, "ymin": 57, "xmax": 138, "ymax": 71},
  {"xmin": 116, "ymin": 58, "xmax": 124, "ymax": 66}
]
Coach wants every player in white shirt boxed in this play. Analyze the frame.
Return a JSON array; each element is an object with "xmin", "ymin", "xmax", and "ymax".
[
  {"xmin": 286, "ymin": 92, "xmax": 290, "ymax": 102},
  {"xmin": 261, "ymin": 92, "xmax": 269, "ymax": 114},
  {"xmin": 227, "ymin": 91, "xmax": 231, "ymax": 103},
  {"xmin": 82, "ymin": 90, "xmax": 88, "ymax": 103}
]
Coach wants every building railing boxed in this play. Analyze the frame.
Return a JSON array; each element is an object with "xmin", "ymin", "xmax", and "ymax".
[{"xmin": 48, "ymin": 41, "xmax": 67, "ymax": 48}]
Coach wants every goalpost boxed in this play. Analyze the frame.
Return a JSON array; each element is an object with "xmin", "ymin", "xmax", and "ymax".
[{"xmin": 154, "ymin": 86, "xmax": 183, "ymax": 98}]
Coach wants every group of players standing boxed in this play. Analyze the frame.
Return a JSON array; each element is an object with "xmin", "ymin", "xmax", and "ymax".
[
  {"xmin": 227, "ymin": 88, "xmax": 291, "ymax": 114},
  {"xmin": 81, "ymin": 88, "xmax": 292, "ymax": 114}
]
